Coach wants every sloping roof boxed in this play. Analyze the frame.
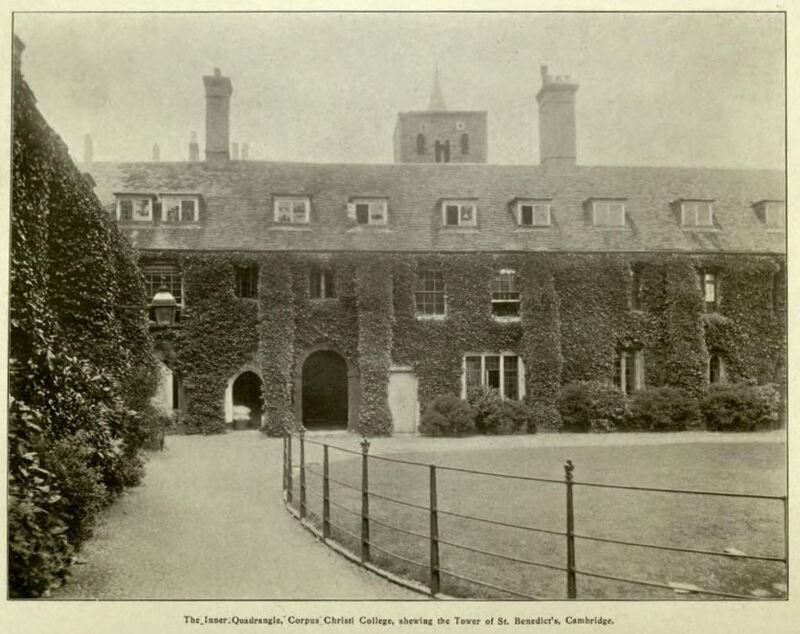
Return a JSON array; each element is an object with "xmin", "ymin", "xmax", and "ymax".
[{"xmin": 83, "ymin": 160, "xmax": 786, "ymax": 254}]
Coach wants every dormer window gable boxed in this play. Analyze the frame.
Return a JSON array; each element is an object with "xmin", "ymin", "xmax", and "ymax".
[
  {"xmin": 115, "ymin": 193, "xmax": 156, "ymax": 223},
  {"xmin": 273, "ymin": 195, "xmax": 311, "ymax": 225},
  {"xmin": 347, "ymin": 197, "xmax": 389, "ymax": 226},
  {"xmin": 159, "ymin": 193, "xmax": 201, "ymax": 223},
  {"xmin": 677, "ymin": 199, "xmax": 715, "ymax": 228},
  {"xmin": 513, "ymin": 199, "xmax": 552, "ymax": 227},
  {"xmin": 753, "ymin": 200, "xmax": 785, "ymax": 230},
  {"xmin": 441, "ymin": 199, "xmax": 478, "ymax": 227},
  {"xmin": 587, "ymin": 198, "xmax": 626, "ymax": 228}
]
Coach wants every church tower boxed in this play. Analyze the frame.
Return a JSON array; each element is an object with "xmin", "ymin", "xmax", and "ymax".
[{"xmin": 393, "ymin": 69, "xmax": 487, "ymax": 164}]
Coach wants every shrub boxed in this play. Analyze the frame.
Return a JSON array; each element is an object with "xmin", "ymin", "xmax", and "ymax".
[
  {"xmin": 467, "ymin": 386, "xmax": 503, "ymax": 434},
  {"xmin": 486, "ymin": 400, "xmax": 536, "ymax": 435},
  {"xmin": 701, "ymin": 383, "xmax": 779, "ymax": 432},
  {"xmin": 557, "ymin": 381, "xmax": 628, "ymax": 432},
  {"xmin": 419, "ymin": 394, "xmax": 475, "ymax": 437},
  {"xmin": 528, "ymin": 401, "xmax": 560, "ymax": 432},
  {"xmin": 623, "ymin": 387, "xmax": 701, "ymax": 432}
]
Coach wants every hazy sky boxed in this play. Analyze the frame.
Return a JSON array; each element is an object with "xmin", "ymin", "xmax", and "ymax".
[{"xmin": 14, "ymin": 12, "xmax": 785, "ymax": 169}]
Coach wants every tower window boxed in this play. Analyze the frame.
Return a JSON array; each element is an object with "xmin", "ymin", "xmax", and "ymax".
[
  {"xmin": 460, "ymin": 133, "xmax": 470, "ymax": 155},
  {"xmin": 416, "ymin": 133, "xmax": 426, "ymax": 155},
  {"xmin": 435, "ymin": 140, "xmax": 451, "ymax": 163}
]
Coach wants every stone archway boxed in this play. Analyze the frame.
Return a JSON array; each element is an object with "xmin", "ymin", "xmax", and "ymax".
[
  {"xmin": 295, "ymin": 344, "xmax": 359, "ymax": 431},
  {"xmin": 225, "ymin": 366, "xmax": 263, "ymax": 429}
]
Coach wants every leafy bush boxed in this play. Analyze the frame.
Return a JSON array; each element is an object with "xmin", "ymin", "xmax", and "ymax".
[
  {"xmin": 623, "ymin": 387, "xmax": 701, "ymax": 432},
  {"xmin": 557, "ymin": 381, "xmax": 628, "ymax": 432},
  {"xmin": 701, "ymin": 383, "xmax": 779, "ymax": 432},
  {"xmin": 419, "ymin": 394, "xmax": 476, "ymax": 437},
  {"xmin": 467, "ymin": 386, "xmax": 503, "ymax": 434},
  {"xmin": 488, "ymin": 400, "xmax": 536, "ymax": 435},
  {"xmin": 528, "ymin": 401, "xmax": 560, "ymax": 432}
]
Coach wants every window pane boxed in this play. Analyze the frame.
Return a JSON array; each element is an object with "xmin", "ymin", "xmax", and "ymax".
[
  {"xmin": 485, "ymin": 356, "xmax": 500, "ymax": 390},
  {"xmin": 310, "ymin": 266, "xmax": 321, "ymax": 299},
  {"xmin": 415, "ymin": 269, "xmax": 445, "ymax": 315},
  {"xmin": 460, "ymin": 205, "xmax": 474, "ymax": 224},
  {"xmin": 466, "ymin": 356, "xmax": 482, "ymax": 393},
  {"xmin": 292, "ymin": 201, "xmax": 308, "ymax": 223},
  {"xmin": 520, "ymin": 205, "xmax": 533, "ymax": 225},
  {"xmin": 625, "ymin": 352, "xmax": 637, "ymax": 395},
  {"xmin": 180, "ymin": 199, "xmax": 196, "ymax": 222},
  {"xmin": 134, "ymin": 199, "xmax": 150, "ymax": 219},
  {"xmin": 277, "ymin": 201, "xmax": 292, "ymax": 222},
  {"xmin": 369, "ymin": 203, "xmax": 386, "ymax": 224},
  {"xmin": 356, "ymin": 203, "xmax": 369, "ymax": 224},
  {"xmin": 704, "ymin": 273, "xmax": 716, "ymax": 303},
  {"xmin": 446, "ymin": 205, "xmax": 459, "ymax": 225},
  {"xmin": 533, "ymin": 204, "xmax": 550, "ymax": 226},
  {"xmin": 614, "ymin": 353, "xmax": 623, "ymax": 391},
  {"xmin": 503, "ymin": 356, "xmax": 519, "ymax": 400},
  {"xmin": 143, "ymin": 265, "xmax": 182, "ymax": 305},
  {"xmin": 324, "ymin": 269, "xmax": 335, "ymax": 298},
  {"xmin": 120, "ymin": 200, "xmax": 133, "ymax": 220},
  {"xmin": 697, "ymin": 204, "xmax": 712, "ymax": 226},
  {"xmin": 164, "ymin": 200, "xmax": 180, "ymax": 222}
]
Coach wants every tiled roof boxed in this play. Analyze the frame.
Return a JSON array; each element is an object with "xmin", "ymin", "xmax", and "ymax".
[{"xmin": 83, "ymin": 160, "xmax": 785, "ymax": 254}]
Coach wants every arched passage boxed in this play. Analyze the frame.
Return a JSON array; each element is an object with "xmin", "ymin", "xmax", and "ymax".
[
  {"xmin": 301, "ymin": 350, "xmax": 349, "ymax": 430},
  {"xmin": 231, "ymin": 371, "xmax": 263, "ymax": 430}
]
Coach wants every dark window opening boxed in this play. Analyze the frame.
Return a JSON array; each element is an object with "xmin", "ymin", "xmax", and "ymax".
[
  {"xmin": 631, "ymin": 266, "xmax": 643, "ymax": 310},
  {"xmin": 435, "ymin": 140, "xmax": 451, "ymax": 163},
  {"xmin": 310, "ymin": 265, "xmax": 335, "ymax": 299},
  {"xmin": 416, "ymin": 133, "xmax": 426, "ymax": 155},
  {"xmin": 460, "ymin": 133, "xmax": 470, "ymax": 155},
  {"xmin": 709, "ymin": 354, "xmax": 724, "ymax": 384},
  {"xmin": 700, "ymin": 270, "xmax": 718, "ymax": 312},
  {"xmin": 355, "ymin": 203, "xmax": 370, "ymax": 224},
  {"xmin": 235, "ymin": 266, "xmax": 258, "ymax": 299}
]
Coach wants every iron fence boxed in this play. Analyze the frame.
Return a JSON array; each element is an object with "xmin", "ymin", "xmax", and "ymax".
[{"xmin": 282, "ymin": 431, "xmax": 787, "ymax": 600}]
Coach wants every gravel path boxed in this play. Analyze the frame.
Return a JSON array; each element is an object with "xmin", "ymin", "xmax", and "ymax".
[{"xmin": 52, "ymin": 431, "xmax": 420, "ymax": 600}]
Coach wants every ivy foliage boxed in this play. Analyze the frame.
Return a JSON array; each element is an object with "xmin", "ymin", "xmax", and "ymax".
[
  {"xmin": 10, "ymin": 71, "xmax": 157, "ymax": 596},
  {"xmin": 154, "ymin": 249, "xmax": 784, "ymax": 436}
]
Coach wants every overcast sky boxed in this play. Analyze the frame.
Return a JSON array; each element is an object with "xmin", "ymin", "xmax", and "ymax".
[{"xmin": 14, "ymin": 12, "xmax": 785, "ymax": 169}]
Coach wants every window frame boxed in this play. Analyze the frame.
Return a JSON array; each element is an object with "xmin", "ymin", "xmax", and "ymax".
[
  {"xmin": 141, "ymin": 262, "xmax": 184, "ymax": 308},
  {"xmin": 615, "ymin": 348, "xmax": 644, "ymax": 395},
  {"xmin": 349, "ymin": 199, "xmax": 389, "ymax": 226},
  {"xmin": 491, "ymin": 268, "xmax": 521, "ymax": 320},
  {"xmin": 414, "ymin": 268, "xmax": 446, "ymax": 318},
  {"xmin": 235, "ymin": 265, "xmax": 259, "ymax": 299},
  {"xmin": 462, "ymin": 352, "xmax": 525, "ymax": 401},
  {"xmin": 160, "ymin": 195, "xmax": 200, "ymax": 223},
  {"xmin": 309, "ymin": 264, "xmax": 336, "ymax": 300},
  {"xmin": 516, "ymin": 200, "xmax": 552, "ymax": 227},
  {"xmin": 699, "ymin": 269, "xmax": 719, "ymax": 312},
  {"xmin": 273, "ymin": 196, "xmax": 311, "ymax": 225},
  {"xmin": 116, "ymin": 195, "xmax": 153, "ymax": 223},
  {"xmin": 591, "ymin": 200, "xmax": 626, "ymax": 227},
  {"xmin": 708, "ymin": 352, "xmax": 726, "ymax": 385},
  {"xmin": 680, "ymin": 200, "xmax": 715, "ymax": 228},
  {"xmin": 441, "ymin": 200, "xmax": 478, "ymax": 227}
]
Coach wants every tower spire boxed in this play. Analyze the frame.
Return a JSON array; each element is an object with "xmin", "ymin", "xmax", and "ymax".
[{"xmin": 428, "ymin": 65, "xmax": 447, "ymax": 111}]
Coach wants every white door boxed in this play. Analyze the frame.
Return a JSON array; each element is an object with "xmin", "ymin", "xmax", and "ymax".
[{"xmin": 388, "ymin": 367, "xmax": 419, "ymax": 433}]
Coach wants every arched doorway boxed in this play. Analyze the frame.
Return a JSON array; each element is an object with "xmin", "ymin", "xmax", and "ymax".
[
  {"xmin": 231, "ymin": 371, "xmax": 262, "ymax": 430},
  {"xmin": 302, "ymin": 350, "xmax": 348, "ymax": 430}
]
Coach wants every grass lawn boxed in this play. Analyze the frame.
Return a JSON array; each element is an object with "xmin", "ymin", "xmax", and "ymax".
[{"xmin": 290, "ymin": 438, "xmax": 786, "ymax": 600}]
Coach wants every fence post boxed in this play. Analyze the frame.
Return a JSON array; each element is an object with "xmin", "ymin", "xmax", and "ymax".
[
  {"xmin": 564, "ymin": 459, "xmax": 577, "ymax": 599},
  {"xmin": 429, "ymin": 464, "xmax": 441, "ymax": 596},
  {"xmin": 323, "ymin": 444, "xmax": 331, "ymax": 539},
  {"xmin": 360, "ymin": 435, "xmax": 371, "ymax": 564},
  {"xmin": 286, "ymin": 432, "xmax": 293, "ymax": 506},
  {"xmin": 282, "ymin": 434, "xmax": 287, "ymax": 497},
  {"xmin": 299, "ymin": 428, "xmax": 306, "ymax": 520}
]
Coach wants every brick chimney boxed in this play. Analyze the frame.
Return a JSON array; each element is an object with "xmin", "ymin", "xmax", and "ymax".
[
  {"xmin": 203, "ymin": 68, "xmax": 233, "ymax": 162},
  {"xmin": 536, "ymin": 65, "xmax": 578, "ymax": 167},
  {"xmin": 189, "ymin": 131, "xmax": 200, "ymax": 161}
]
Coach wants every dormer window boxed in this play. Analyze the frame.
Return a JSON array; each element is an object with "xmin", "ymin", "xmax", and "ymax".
[
  {"xmin": 754, "ymin": 200, "xmax": 785, "ymax": 229},
  {"xmin": 161, "ymin": 195, "xmax": 199, "ymax": 223},
  {"xmin": 590, "ymin": 200, "xmax": 625, "ymax": 227},
  {"xmin": 274, "ymin": 197, "xmax": 310, "ymax": 224},
  {"xmin": 516, "ymin": 201, "xmax": 551, "ymax": 227},
  {"xmin": 680, "ymin": 200, "xmax": 714, "ymax": 227},
  {"xmin": 116, "ymin": 195, "xmax": 153, "ymax": 222},
  {"xmin": 442, "ymin": 200, "xmax": 477, "ymax": 227},
  {"xmin": 349, "ymin": 199, "xmax": 388, "ymax": 226}
]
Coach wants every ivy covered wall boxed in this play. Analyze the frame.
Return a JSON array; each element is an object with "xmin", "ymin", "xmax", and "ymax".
[{"xmin": 150, "ymin": 250, "xmax": 785, "ymax": 436}]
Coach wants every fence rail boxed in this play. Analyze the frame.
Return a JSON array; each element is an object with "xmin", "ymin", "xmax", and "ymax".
[{"xmin": 283, "ymin": 431, "xmax": 787, "ymax": 600}]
